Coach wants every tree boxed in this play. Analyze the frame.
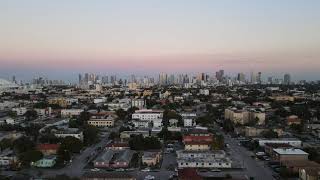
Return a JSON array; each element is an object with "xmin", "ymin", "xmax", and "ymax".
[
  {"xmin": 83, "ymin": 125, "xmax": 100, "ymax": 145},
  {"xmin": 261, "ymin": 130, "xmax": 278, "ymax": 138},
  {"xmin": 116, "ymin": 109, "xmax": 127, "ymax": 120},
  {"xmin": 60, "ymin": 136, "xmax": 83, "ymax": 153},
  {"xmin": 33, "ymin": 102, "xmax": 48, "ymax": 109},
  {"xmin": 196, "ymin": 115, "xmax": 212, "ymax": 127},
  {"xmin": 0, "ymin": 138, "xmax": 13, "ymax": 151},
  {"xmin": 290, "ymin": 123, "xmax": 304, "ymax": 134},
  {"xmin": 109, "ymin": 132, "xmax": 119, "ymax": 140},
  {"xmin": 24, "ymin": 110, "xmax": 38, "ymax": 121},
  {"xmin": 13, "ymin": 136, "xmax": 35, "ymax": 154},
  {"xmin": 212, "ymin": 134, "xmax": 224, "ymax": 150},
  {"xmin": 303, "ymin": 147, "xmax": 320, "ymax": 163},
  {"xmin": 19, "ymin": 150, "xmax": 43, "ymax": 166},
  {"xmin": 158, "ymin": 128, "xmax": 182, "ymax": 141},
  {"xmin": 48, "ymin": 174, "xmax": 80, "ymax": 180},
  {"xmin": 39, "ymin": 134, "xmax": 60, "ymax": 144},
  {"xmin": 129, "ymin": 135, "xmax": 161, "ymax": 150}
]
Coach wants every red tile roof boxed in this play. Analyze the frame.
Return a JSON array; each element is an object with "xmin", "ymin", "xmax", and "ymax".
[
  {"xmin": 37, "ymin": 144, "xmax": 60, "ymax": 151},
  {"xmin": 178, "ymin": 168, "xmax": 202, "ymax": 180}
]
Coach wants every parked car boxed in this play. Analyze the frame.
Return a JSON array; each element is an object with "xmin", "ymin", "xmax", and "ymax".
[
  {"xmin": 211, "ymin": 169, "xmax": 221, "ymax": 172},
  {"xmin": 144, "ymin": 175, "xmax": 155, "ymax": 180},
  {"xmin": 90, "ymin": 168, "xmax": 100, "ymax": 172},
  {"xmin": 141, "ymin": 168, "xmax": 151, "ymax": 172}
]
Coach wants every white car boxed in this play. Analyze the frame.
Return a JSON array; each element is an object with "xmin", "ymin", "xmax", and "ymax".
[
  {"xmin": 141, "ymin": 168, "xmax": 151, "ymax": 172},
  {"xmin": 144, "ymin": 175, "xmax": 155, "ymax": 180},
  {"xmin": 90, "ymin": 168, "xmax": 100, "ymax": 172}
]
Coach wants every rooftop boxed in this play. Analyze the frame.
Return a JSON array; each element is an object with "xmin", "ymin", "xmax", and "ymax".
[{"xmin": 273, "ymin": 148, "xmax": 308, "ymax": 155}]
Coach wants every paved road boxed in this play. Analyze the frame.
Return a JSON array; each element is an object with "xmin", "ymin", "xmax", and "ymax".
[
  {"xmin": 16, "ymin": 132, "xmax": 112, "ymax": 178},
  {"xmin": 223, "ymin": 133, "xmax": 275, "ymax": 180}
]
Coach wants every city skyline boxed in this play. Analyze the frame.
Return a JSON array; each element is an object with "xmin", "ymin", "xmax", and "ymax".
[{"xmin": 1, "ymin": 0, "xmax": 320, "ymax": 80}]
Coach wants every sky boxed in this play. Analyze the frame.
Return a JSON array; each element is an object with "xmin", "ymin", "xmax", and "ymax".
[{"xmin": 0, "ymin": 0, "xmax": 320, "ymax": 81}]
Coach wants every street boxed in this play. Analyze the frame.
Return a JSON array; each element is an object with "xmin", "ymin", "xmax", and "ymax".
[{"xmin": 223, "ymin": 133, "xmax": 275, "ymax": 180}]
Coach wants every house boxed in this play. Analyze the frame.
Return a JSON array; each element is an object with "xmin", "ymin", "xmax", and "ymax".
[
  {"xmin": 142, "ymin": 151, "xmax": 161, "ymax": 166},
  {"xmin": 36, "ymin": 144, "xmax": 60, "ymax": 155},
  {"xmin": 300, "ymin": 167, "xmax": 320, "ymax": 180},
  {"xmin": 272, "ymin": 148, "xmax": 309, "ymax": 163},
  {"xmin": 31, "ymin": 155, "xmax": 56, "ymax": 168},
  {"xmin": 88, "ymin": 115, "xmax": 114, "ymax": 127},
  {"xmin": 81, "ymin": 172, "xmax": 136, "ymax": 180},
  {"xmin": 0, "ymin": 149, "xmax": 17, "ymax": 166},
  {"xmin": 287, "ymin": 115, "xmax": 301, "ymax": 125}
]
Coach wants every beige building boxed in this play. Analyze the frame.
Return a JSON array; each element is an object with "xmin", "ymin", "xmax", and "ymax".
[
  {"xmin": 245, "ymin": 126, "xmax": 267, "ymax": 137},
  {"xmin": 184, "ymin": 141, "xmax": 211, "ymax": 151},
  {"xmin": 88, "ymin": 115, "xmax": 114, "ymax": 127},
  {"xmin": 225, "ymin": 108, "xmax": 265, "ymax": 125},
  {"xmin": 142, "ymin": 151, "xmax": 162, "ymax": 166},
  {"xmin": 272, "ymin": 148, "xmax": 309, "ymax": 163}
]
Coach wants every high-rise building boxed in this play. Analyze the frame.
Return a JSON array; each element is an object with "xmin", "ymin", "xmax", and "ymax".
[
  {"xmin": 237, "ymin": 73, "xmax": 246, "ymax": 82},
  {"xmin": 257, "ymin": 72, "xmax": 262, "ymax": 84},
  {"xmin": 216, "ymin": 70, "xmax": 224, "ymax": 81},
  {"xmin": 78, "ymin": 74, "xmax": 82, "ymax": 84},
  {"xmin": 159, "ymin": 73, "xmax": 168, "ymax": 85},
  {"xmin": 12, "ymin": 76, "xmax": 16, "ymax": 84},
  {"xmin": 284, "ymin": 73, "xmax": 291, "ymax": 85},
  {"xmin": 84, "ymin": 73, "xmax": 89, "ymax": 84},
  {"xmin": 250, "ymin": 71, "xmax": 257, "ymax": 84}
]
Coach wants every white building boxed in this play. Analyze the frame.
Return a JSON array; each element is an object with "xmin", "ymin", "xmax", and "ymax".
[
  {"xmin": 61, "ymin": 109, "xmax": 84, "ymax": 117},
  {"xmin": 35, "ymin": 107, "xmax": 52, "ymax": 118},
  {"xmin": 132, "ymin": 109, "xmax": 163, "ymax": 121},
  {"xmin": 257, "ymin": 138, "xmax": 302, "ymax": 147},
  {"xmin": 12, "ymin": 107, "xmax": 27, "ymax": 116},
  {"xmin": 54, "ymin": 128, "xmax": 84, "ymax": 141},
  {"xmin": 88, "ymin": 115, "xmax": 114, "ymax": 127},
  {"xmin": 177, "ymin": 150, "xmax": 232, "ymax": 169},
  {"xmin": 199, "ymin": 89, "xmax": 210, "ymax": 96},
  {"xmin": 180, "ymin": 112, "xmax": 197, "ymax": 127},
  {"xmin": 131, "ymin": 99, "xmax": 145, "ymax": 109},
  {"xmin": 0, "ymin": 149, "xmax": 17, "ymax": 166},
  {"xmin": 132, "ymin": 119, "xmax": 149, "ymax": 128},
  {"xmin": 5, "ymin": 118, "xmax": 15, "ymax": 125}
]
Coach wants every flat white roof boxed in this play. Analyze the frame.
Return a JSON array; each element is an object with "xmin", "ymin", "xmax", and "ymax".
[{"xmin": 273, "ymin": 148, "xmax": 308, "ymax": 155}]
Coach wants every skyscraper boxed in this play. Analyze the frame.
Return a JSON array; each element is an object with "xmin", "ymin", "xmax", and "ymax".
[
  {"xmin": 257, "ymin": 72, "xmax": 262, "ymax": 84},
  {"xmin": 284, "ymin": 73, "xmax": 291, "ymax": 85},
  {"xmin": 78, "ymin": 74, "xmax": 82, "ymax": 84},
  {"xmin": 237, "ymin": 73, "xmax": 245, "ymax": 82},
  {"xmin": 216, "ymin": 70, "xmax": 224, "ymax": 81},
  {"xmin": 159, "ymin": 73, "xmax": 168, "ymax": 85},
  {"xmin": 250, "ymin": 71, "xmax": 257, "ymax": 84}
]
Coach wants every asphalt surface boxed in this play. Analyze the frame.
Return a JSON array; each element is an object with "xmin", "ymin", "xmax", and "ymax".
[{"xmin": 223, "ymin": 133, "xmax": 276, "ymax": 180}]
